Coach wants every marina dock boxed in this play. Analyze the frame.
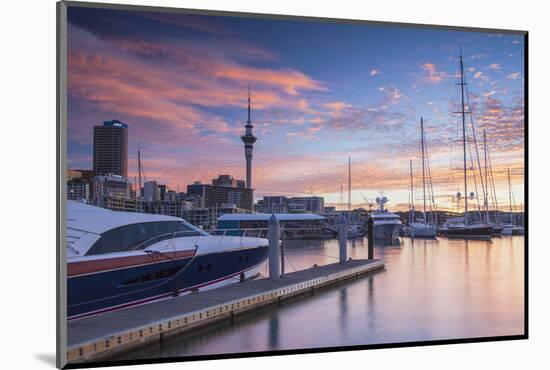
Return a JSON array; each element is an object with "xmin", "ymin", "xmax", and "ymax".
[{"xmin": 67, "ymin": 258, "xmax": 385, "ymax": 363}]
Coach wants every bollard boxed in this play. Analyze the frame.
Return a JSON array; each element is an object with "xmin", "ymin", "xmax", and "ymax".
[
  {"xmin": 339, "ymin": 216, "xmax": 348, "ymax": 263},
  {"xmin": 367, "ymin": 216, "xmax": 374, "ymax": 259},
  {"xmin": 268, "ymin": 214, "xmax": 281, "ymax": 279}
]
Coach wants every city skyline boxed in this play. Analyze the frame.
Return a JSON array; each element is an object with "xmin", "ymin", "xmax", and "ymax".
[{"xmin": 67, "ymin": 8, "xmax": 525, "ymax": 212}]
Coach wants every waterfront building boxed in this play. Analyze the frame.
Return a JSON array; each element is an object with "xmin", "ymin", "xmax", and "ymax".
[
  {"xmin": 164, "ymin": 190, "xmax": 177, "ymax": 201},
  {"xmin": 217, "ymin": 213, "xmax": 329, "ymax": 239},
  {"xmin": 67, "ymin": 169, "xmax": 94, "ymax": 202},
  {"xmin": 212, "ymin": 174, "xmax": 246, "ymax": 189},
  {"xmin": 92, "ymin": 174, "xmax": 132, "ymax": 208},
  {"xmin": 240, "ymin": 85, "xmax": 257, "ymax": 189},
  {"xmin": 254, "ymin": 195, "xmax": 289, "ymax": 213},
  {"xmin": 67, "ymin": 179, "xmax": 90, "ymax": 202},
  {"xmin": 183, "ymin": 206, "xmax": 249, "ymax": 230},
  {"xmin": 254, "ymin": 201, "xmax": 288, "ymax": 214},
  {"xmin": 324, "ymin": 206, "xmax": 337, "ymax": 214},
  {"xmin": 93, "ymin": 119, "xmax": 128, "ymax": 178},
  {"xmin": 288, "ymin": 196, "xmax": 325, "ymax": 214},
  {"xmin": 141, "ymin": 199, "xmax": 192, "ymax": 218},
  {"xmin": 324, "ymin": 209, "xmax": 369, "ymax": 225},
  {"xmin": 253, "ymin": 195, "xmax": 325, "ymax": 214},
  {"xmin": 263, "ymin": 195, "xmax": 289, "ymax": 207},
  {"xmin": 143, "ymin": 181, "xmax": 159, "ymax": 202},
  {"xmin": 187, "ymin": 175, "xmax": 253, "ymax": 211},
  {"xmin": 102, "ymin": 197, "xmax": 141, "ymax": 212},
  {"xmin": 67, "ymin": 169, "xmax": 93, "ymax": 182}
]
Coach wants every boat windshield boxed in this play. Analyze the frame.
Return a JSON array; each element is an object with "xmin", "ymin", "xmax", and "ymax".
[{"xmin": 86, "ymin": 221, "xmax": 205, "ymax": 255}]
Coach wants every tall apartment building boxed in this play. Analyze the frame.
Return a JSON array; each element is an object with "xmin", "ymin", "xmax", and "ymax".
[{"xmin": 93, "ymin": 120, "xmax": 128, "ymax": 178}]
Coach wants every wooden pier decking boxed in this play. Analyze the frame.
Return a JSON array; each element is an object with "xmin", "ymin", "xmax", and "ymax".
[{"xmin": 67, "ymin": 258, "xmax": 385, "ymax": 364}]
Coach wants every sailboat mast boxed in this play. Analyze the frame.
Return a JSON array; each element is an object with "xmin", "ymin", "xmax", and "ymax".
[
  {"xmin": 421, "ymin": 117, "xmax": 427, "ymax": 225},
  {"xmin": 138, "ymin": 150, "xmax": 142, "ymax": 200},
  {"xmin": 348, "ymin": 156, "xmax": 351, "ymax": 211},
  {"xmin": 507, "ymin": 168, "xmax": 514, "ymax": 224},
  {"xmin": 459, "ymin": 54, "xmax": 468, "ymax": 225},
  {"xmin": 410, "ymin": 159, "xmax": 414, "ymax": 223},
  {"xmin": 340, "ymin": 184, "xmax": 343, "ymax": 211},
  {"xmin": 483, "ymin": 129, "xmax": 489, "ymax": 224}
]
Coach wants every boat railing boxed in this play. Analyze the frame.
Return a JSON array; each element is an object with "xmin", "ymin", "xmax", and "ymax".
[
  {"xmin": 130, "ymin": 226, "xmax": 336, "ymax": 252},
  {"xmin": 129, "ymin": 230, "xmax": 203, "ymax": 251}
]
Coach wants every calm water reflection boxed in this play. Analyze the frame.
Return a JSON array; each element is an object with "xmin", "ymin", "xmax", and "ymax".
[{"xmin": 125, "ymin": 236, "xmax": 524, "ymax": 359}]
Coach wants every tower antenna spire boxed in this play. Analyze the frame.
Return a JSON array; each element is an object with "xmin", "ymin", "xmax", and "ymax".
[
  {"xmin": 241, "ymin": 82, "xmax": 257, "ymax": 190},
  {"xmin": 247, "ymin": 82, "xmax": 251, "ymax": 124}
]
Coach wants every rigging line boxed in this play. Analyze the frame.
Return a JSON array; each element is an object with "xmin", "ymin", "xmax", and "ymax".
[
  {"xmin": 466, "ymin": 134, "xmax": 483, "ymax": 219},
  {"xmin": 487, "ymin": 144, "xmax": 501, "ymax": 223},
  {"xmin": 485, "ymin": 137, "xmax": 498, "ymax": 223},
  {"xmin": 511, "ymin": 183, "xmax": 518, "ymax": 213},
  {"xmin": 464, "ymin": 82, "xmax": 488, "ymax": 215},
  {"xmin": 423, "ymin": 138, "xmax": 437, "ymax": 225},
  {"xmin": 462, "ymin": 85, "xmax": 484, "ymax": 221}
]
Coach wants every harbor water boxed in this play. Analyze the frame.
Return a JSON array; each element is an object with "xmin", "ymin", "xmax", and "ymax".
[{"xmin": 122, "ymin": 236, "xmax": 524, "ymax": 360}]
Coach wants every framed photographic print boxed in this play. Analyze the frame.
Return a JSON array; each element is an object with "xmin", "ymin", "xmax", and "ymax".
[{"xmin": 57, "ymin": 1, "xmax": 527, "ymax": 368}]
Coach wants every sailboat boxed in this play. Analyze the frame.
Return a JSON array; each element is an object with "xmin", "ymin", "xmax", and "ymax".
[
  {"xmin": 444, "ymin": 53, "xmax": 492, "ymax": 240},
  {"xmin": 407, "ymin": 118, "xmax": 437, "ymax": 238}
]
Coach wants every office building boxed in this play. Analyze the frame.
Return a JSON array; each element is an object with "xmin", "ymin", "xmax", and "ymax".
[
  {"xmin": 187, "ymin": 175, "xmax": 253, "ymax": 211},
  {"xmin": 93, "ymin": 119, "xmax": 128, "ymax": 178},
  {"xmin": 288, "ymin": 196, "xmax": 325, "ymax": 214},
  {"xmin": 67, "ymin": 179, "xmax": 90, "ymax": 202},
  {"xmin": 254, "ymin": 195, "xmax": 289, "ymax": 213},
  {"xmin": 212, "ymin": 175, "xmax": 246, "ymax": 189},
  {"xmin": 143, "ymin": 181, "xmax": 159, "ymax": 202},
  {"xmin": 92, "ymin": 174, "xmax": 131, "ymax": 208}
]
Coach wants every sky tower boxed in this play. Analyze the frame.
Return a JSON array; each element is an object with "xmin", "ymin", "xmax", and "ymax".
[{"xmin": 241, "ymin": 84, "xmax": 257, "ymax": 189}]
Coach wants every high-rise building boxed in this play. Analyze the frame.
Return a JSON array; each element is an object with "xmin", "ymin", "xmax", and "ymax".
[
  {"xmin": 240, "ymin": 85, "xmax": 257, "ymax": 189},
  {"xmin": 93, "ymin": 119, "xmax": 128, "ymax": 178}
]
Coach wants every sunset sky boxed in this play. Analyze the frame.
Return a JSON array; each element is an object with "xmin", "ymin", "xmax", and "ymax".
[{"xmin": 67, "ymin": 6, "xmax": 525, "ymax": 212}]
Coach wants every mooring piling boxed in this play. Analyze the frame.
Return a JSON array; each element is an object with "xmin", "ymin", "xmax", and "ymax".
[
  {"xmin": 268, "ymin": 213, "xmax": 281, "ymax": 279},
  {"xmin": 339, "ymin": 216, "xmax": 348, "ymax": 263},
  {"xmin": 368, "ymin": 216, "xmax": 374, "ymax": 259}
]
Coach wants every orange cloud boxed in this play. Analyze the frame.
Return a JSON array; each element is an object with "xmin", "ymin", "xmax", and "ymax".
[{"xmin": 421, "ymin": 63, "xmax": 445, "ymax": 83}]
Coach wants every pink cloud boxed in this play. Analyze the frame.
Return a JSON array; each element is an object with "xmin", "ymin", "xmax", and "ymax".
[{"xmin": 421, "ymin": 63, "xmax": 446, "ymax": 83}]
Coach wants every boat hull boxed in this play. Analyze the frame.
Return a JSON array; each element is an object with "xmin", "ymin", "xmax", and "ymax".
[
  {"xmin": 374, "ymin": 223, "xmax": 401, "ymax": 241},
  {"xmin": 501, "ymin": 227, "xmax": 524, "ymax": 236},
  {"xmin": 409, "ymin": 225, "xmax": 437, "ymax": 238},
  {"xmin": 445, "ymin": 226, "xmax": 492, "ymax": 240},
  {"xmin": 491, "ymin": 225, "xmax": 503, "ymax": 236},
  {"xmin": 68, "ymin": 246, "xmax": 268, "ymax": 320}
]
